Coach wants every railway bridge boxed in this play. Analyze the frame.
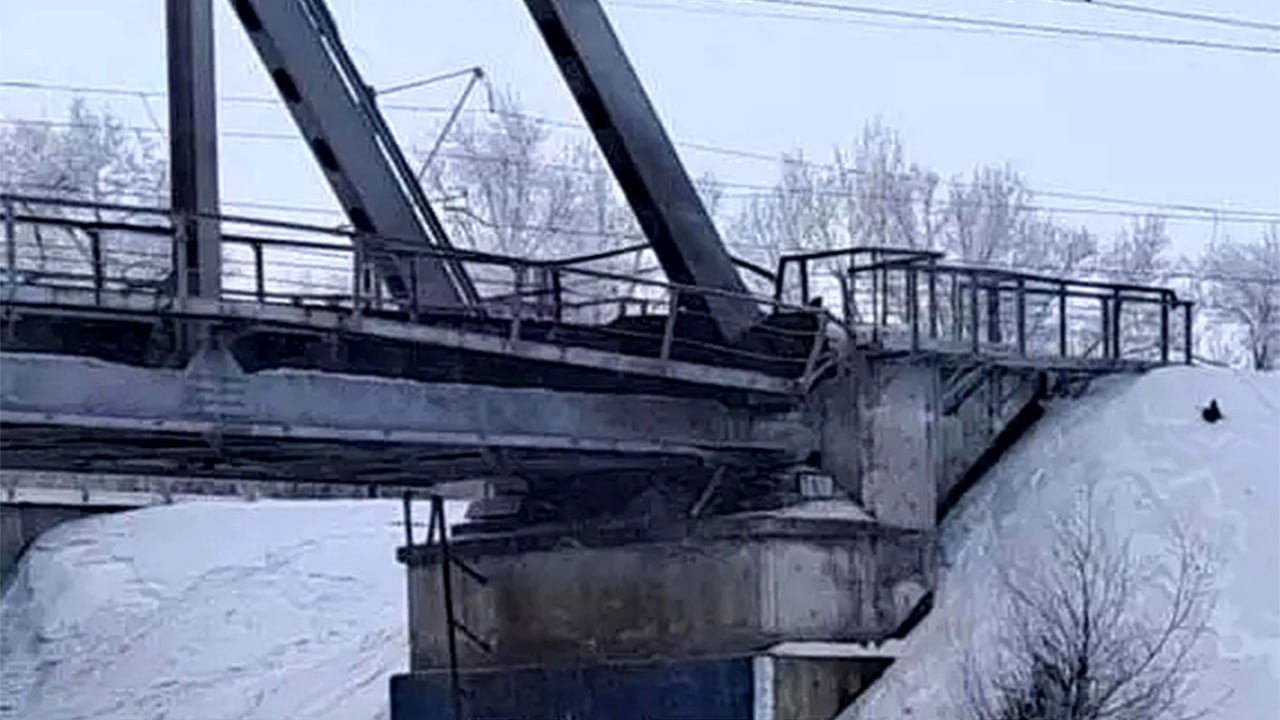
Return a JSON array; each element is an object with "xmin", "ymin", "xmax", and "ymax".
[
  {"xmin": 0, "ymin": 0, "xmax": 1194, "ymax": 717},
  {"xmin": 0, "ymin": 192, "xmax": 1192, "ymax": 717}
]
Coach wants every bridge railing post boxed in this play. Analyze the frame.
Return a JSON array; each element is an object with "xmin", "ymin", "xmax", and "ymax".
[
  {"xmin": 408, "ymin": 252, "xmax": 420, "ymax": 323},
  {"xmin": 951, "ymin": 271, "xmax": 962, "ymax": 344},
  {"xmin": 1111, "ymin": 289, "xmax": 1123, "ymax": 361},
  {"xmin": 1015, "ymin": 277, "xmax": 1026, "ymax": 357},
  {"xmin": 868, "ymin": 254, "xmax": 880, "ymax": 344},
  {"xmin": 986, "ymin": 283, "xmax": 1001, "ymax": 344},
  {"xmin": 3, "ymin": 197, "xmax": 14, "ymax": 282},
  {"xmin": 253, "ymin": 239, "xmax": 266, "ymax": 305},
  {"xmin": 927, "ymin": 258, "xmax": 938, "ymax": 341},
  {"xmin": 1100, "ymin": 296, "xmax": 1111, "ymax": 360},
  {"xmin": 843, "ymin": 266, "xmax": 856, "ymax": 328},
  {"xmin": 1058, "ymin": 282, "xmax": 1068, "ymax": 358},
  {"xmin": 799, "ymin": 260, "xmax": 810, "ymax": 306},
  {"xmin": 550, "ymin": 267, "xmax": 564, "ymax": 323},
  {"xmin": 907, "ymin": 265, "xmax": 919, "ymax": 352},
  {"xmin": 969, "ymin": 270, "xmax": 980, "ymax": 354},
  {"xmin": 879, "ymin": 253, "xmax": 889, "ymax": 329},
  {"xmin": 351, "ymin": 243, "xmax": 363, "ymax": 316},
  {"xmin": 89, "ymin": 228, "xmax": 103, "ymax": 305},
  {"xmin": 660, "ymin": 287, "xmax": 680, "ymax": 360},
  {"xmin": 1183, "ymin": 302, "xmax": 1194, "ymax": 365},
  {"xmin": 1160, "ymin": 294, "xmax": 1170, "ymax": 364},
  {"xmin": 510, "ymin": 263, "xmax": 525, "ymax": 342}
]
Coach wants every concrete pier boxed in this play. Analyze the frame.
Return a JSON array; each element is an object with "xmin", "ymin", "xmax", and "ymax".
[
  {"xmin": 394, "ymin": 508, "xmax": 926, "ymax": 720},
  {"xmin": 399, "ymin": 511, "xmax": 931, "ymax": 669}
]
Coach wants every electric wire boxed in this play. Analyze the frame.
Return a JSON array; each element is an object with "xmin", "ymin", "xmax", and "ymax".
[
  {"xmin": 4, "ymin": 80, "xmax": 1276, "ymax": 220},
  {"xmin": 732, "ymin": 0, "xmax": 1280, "ymax": 54},
  {"xmin": 1038, "ymin": 0, "xmax": 1280, "ymax": 34},
  {"xmin": 5, "ymin": 118, "xmax": 1277, "ymax": 226}
]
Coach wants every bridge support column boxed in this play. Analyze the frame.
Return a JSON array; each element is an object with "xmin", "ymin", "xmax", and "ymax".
[{"xmin": 816, "ymin": 354, "xmax": 939, "ymax": 531}]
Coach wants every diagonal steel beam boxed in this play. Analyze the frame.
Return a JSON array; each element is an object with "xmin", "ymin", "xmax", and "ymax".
[
  {"xmin": 524, "ymin": 0, "xmax": 760, "ymax": 338},
  {"xmin": 229, "ymin": 0, "xmax": 476, "ymax": 309}
]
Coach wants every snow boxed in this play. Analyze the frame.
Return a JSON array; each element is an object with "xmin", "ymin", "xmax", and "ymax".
[
  {"xmin": 1, "ymin": 499, "xmax": 466, "ymax": 720},
  {"xmin": 842, "ymin": 366, "xmax": 1280, "ymax": 720}
]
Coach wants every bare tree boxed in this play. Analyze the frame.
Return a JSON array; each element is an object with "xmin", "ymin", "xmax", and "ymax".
[
  {"xmin": 841, "ymin": 119, "xmax": 943, "ymax": 252},
  {"xmin": 1106, "ymin": 214, "xmax": 1171, "ymax": 284},
  {"xmin": 1196, "ymin": 225, "xmax": 1279, "ymax": 370},
  {"xmin": 0, "ymin": 97, "xmax": 167, "ymax": 206},
  {"xmin": 422, "ymin": 92, "xmax": 584, "ymax": 259},
  {"xmin": 942, "ymin": 165, "xmax": 1034, "ymax": 264},
  {"xmin": 965, "ymin": 490, "xmax": 1215, "ymax": 720},
  {"xmin": 418, "ymin": 91, "xmax": 641, "ymax": 259},
  {"xmin": 417, "ymin": 90, "xmax": 649, "ymax": 318},
  {"xmin": 0, "ymin": 98, "xmax": 169, "ymax": 283},
  {"xmin": 729, "ymin": 151, "xmax": 845, "ymax": 276}
]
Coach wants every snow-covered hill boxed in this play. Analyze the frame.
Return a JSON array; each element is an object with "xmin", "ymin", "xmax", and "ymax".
[
  {"xmin": 844, "ymin": 366, "xmax": 1280, "ymax": 719},
  {"xmin": 1, "ymin": 499, "xmax": 465, "ymax": 720}
]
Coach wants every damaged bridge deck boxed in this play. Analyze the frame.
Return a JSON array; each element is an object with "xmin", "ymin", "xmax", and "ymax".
[{"xmin": 0, "ymin": 197, "xmax": 1192, "ymax": 489}]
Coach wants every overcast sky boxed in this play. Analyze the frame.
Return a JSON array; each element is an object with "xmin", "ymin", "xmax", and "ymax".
[{"xmin": 1, "ymin": 0, "xmax": 1277, "ymax": 256}]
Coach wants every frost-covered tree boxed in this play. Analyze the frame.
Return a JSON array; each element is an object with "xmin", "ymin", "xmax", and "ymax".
[
  {"xmin": 0, "ymin": 98, "xmax": 169, "ymax": 280},
  {"xmin": 1198, "ymin": 226, "xmax": 1280, "ymax": 370},
  {"xmin": 841, "ymin": 119, "xmax": 943, "ymax": 252},
  {"xmin": 942, "ymin": 165, "xmax": 1034, "ymax": 265},
  {"xmin": 0, "ymin": 97, "xmax": 167, "ymax": 207},
  {"xmin": 730, "ymin": 151, "xmax": 843, "ymax": 267},
  {"xmin": 417, "ymin": 90, "xmax": 649, "ymax": 318},
  {"xmin": 1106, "ymin": 214, "xmax": 1171, "ymax": 284},
  {"xmin": 419, "ymin": 90, "xmax": 636, "ymax": 261}
]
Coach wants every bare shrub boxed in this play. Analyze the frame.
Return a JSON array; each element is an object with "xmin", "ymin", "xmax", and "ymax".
[{"xmin": 965, "ymin": 489, "xmax": 1216, "ymax": 720}]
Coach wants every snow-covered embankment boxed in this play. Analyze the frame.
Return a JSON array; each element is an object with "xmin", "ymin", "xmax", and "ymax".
[
  {"xmin": 1, "ymin": 499, "xmax": 465, "ymax": 720},
  {"xmin": 845, "ymin": 367, "xmax": 1280, "ymax": 719}
]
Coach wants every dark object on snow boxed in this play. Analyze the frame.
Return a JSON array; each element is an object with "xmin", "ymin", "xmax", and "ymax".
[{"xmin": 1201, "ymin": 399, "xmax": 1223, "ymax": 423}]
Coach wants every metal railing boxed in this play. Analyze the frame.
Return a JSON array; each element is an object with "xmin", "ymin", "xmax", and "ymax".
[
  {"xmin": 1, "ymin": 194, "xmax": 839, "ymax": 381},
  {"xmin": 2, "ymin": 195, "xmax": 1191, "ymax": 376},
  {"xmin": 832, "ymin": 247, "xmax": 1193, "ymax": 366}
]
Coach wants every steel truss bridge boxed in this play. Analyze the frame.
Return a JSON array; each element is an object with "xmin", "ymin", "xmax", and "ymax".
[
  {"xmin": 0, "ymin": 193, "xmax": 1191, "ymax": 491},
  {"xmin": 0, "ymin": 0, "xmax": 1193, "ymax": 521},
  {"xmin": 0, "ymin": 3, "xmax": 1200, "ymax": 715}
]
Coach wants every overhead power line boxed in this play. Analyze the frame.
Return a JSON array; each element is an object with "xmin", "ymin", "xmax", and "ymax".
[
  {"xmin": 730, "ymin": 0, "xmax": 1280, "ymax": 54},
  {"xmin": 5, "ymin": 83, "xmax": 1274, "ymax": 222},
  {"xmin": 614, "ymin": 0, "xmax": 1280, "ymax": 38},
  {"xmin": 6, "ymin": 79, "xmax": 1277, "ymax": 220},
  {"xmin": 434, "ymin": 212, "xmax": 1280, "ymax": 286},
  {"xmin": 608, "ymin": 0, "xmax": 1061, "ymax": 40},
  {"xmin": 4, "ymin": 116, "xmax": 1279, "ymax": 226},
  {"xmin": 1042, "ymin": 0, "xmax": 1280, "ymax": 34}
]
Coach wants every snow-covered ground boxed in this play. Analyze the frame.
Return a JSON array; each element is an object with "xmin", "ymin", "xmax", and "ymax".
[
  {"xmin": 1, "ymin": 367, "xmax": 1276, "ymax": 720},
  {"xmin": 1, "ymin": 499, "xmax": 465, "ymax": 720},
  {"xmin": 845, "ymin": 366, "xmax": 1280, "ymax": 719}
]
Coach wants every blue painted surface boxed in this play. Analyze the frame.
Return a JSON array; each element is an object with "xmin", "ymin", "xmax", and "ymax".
[{"xmin": 390, "ymin": 656, "xmax": 754, "ymax": 720}]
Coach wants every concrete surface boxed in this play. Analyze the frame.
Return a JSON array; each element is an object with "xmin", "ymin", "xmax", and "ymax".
[{"xmin": 400, "ymin": 514, "xmax": 932, "ymax": 670}]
